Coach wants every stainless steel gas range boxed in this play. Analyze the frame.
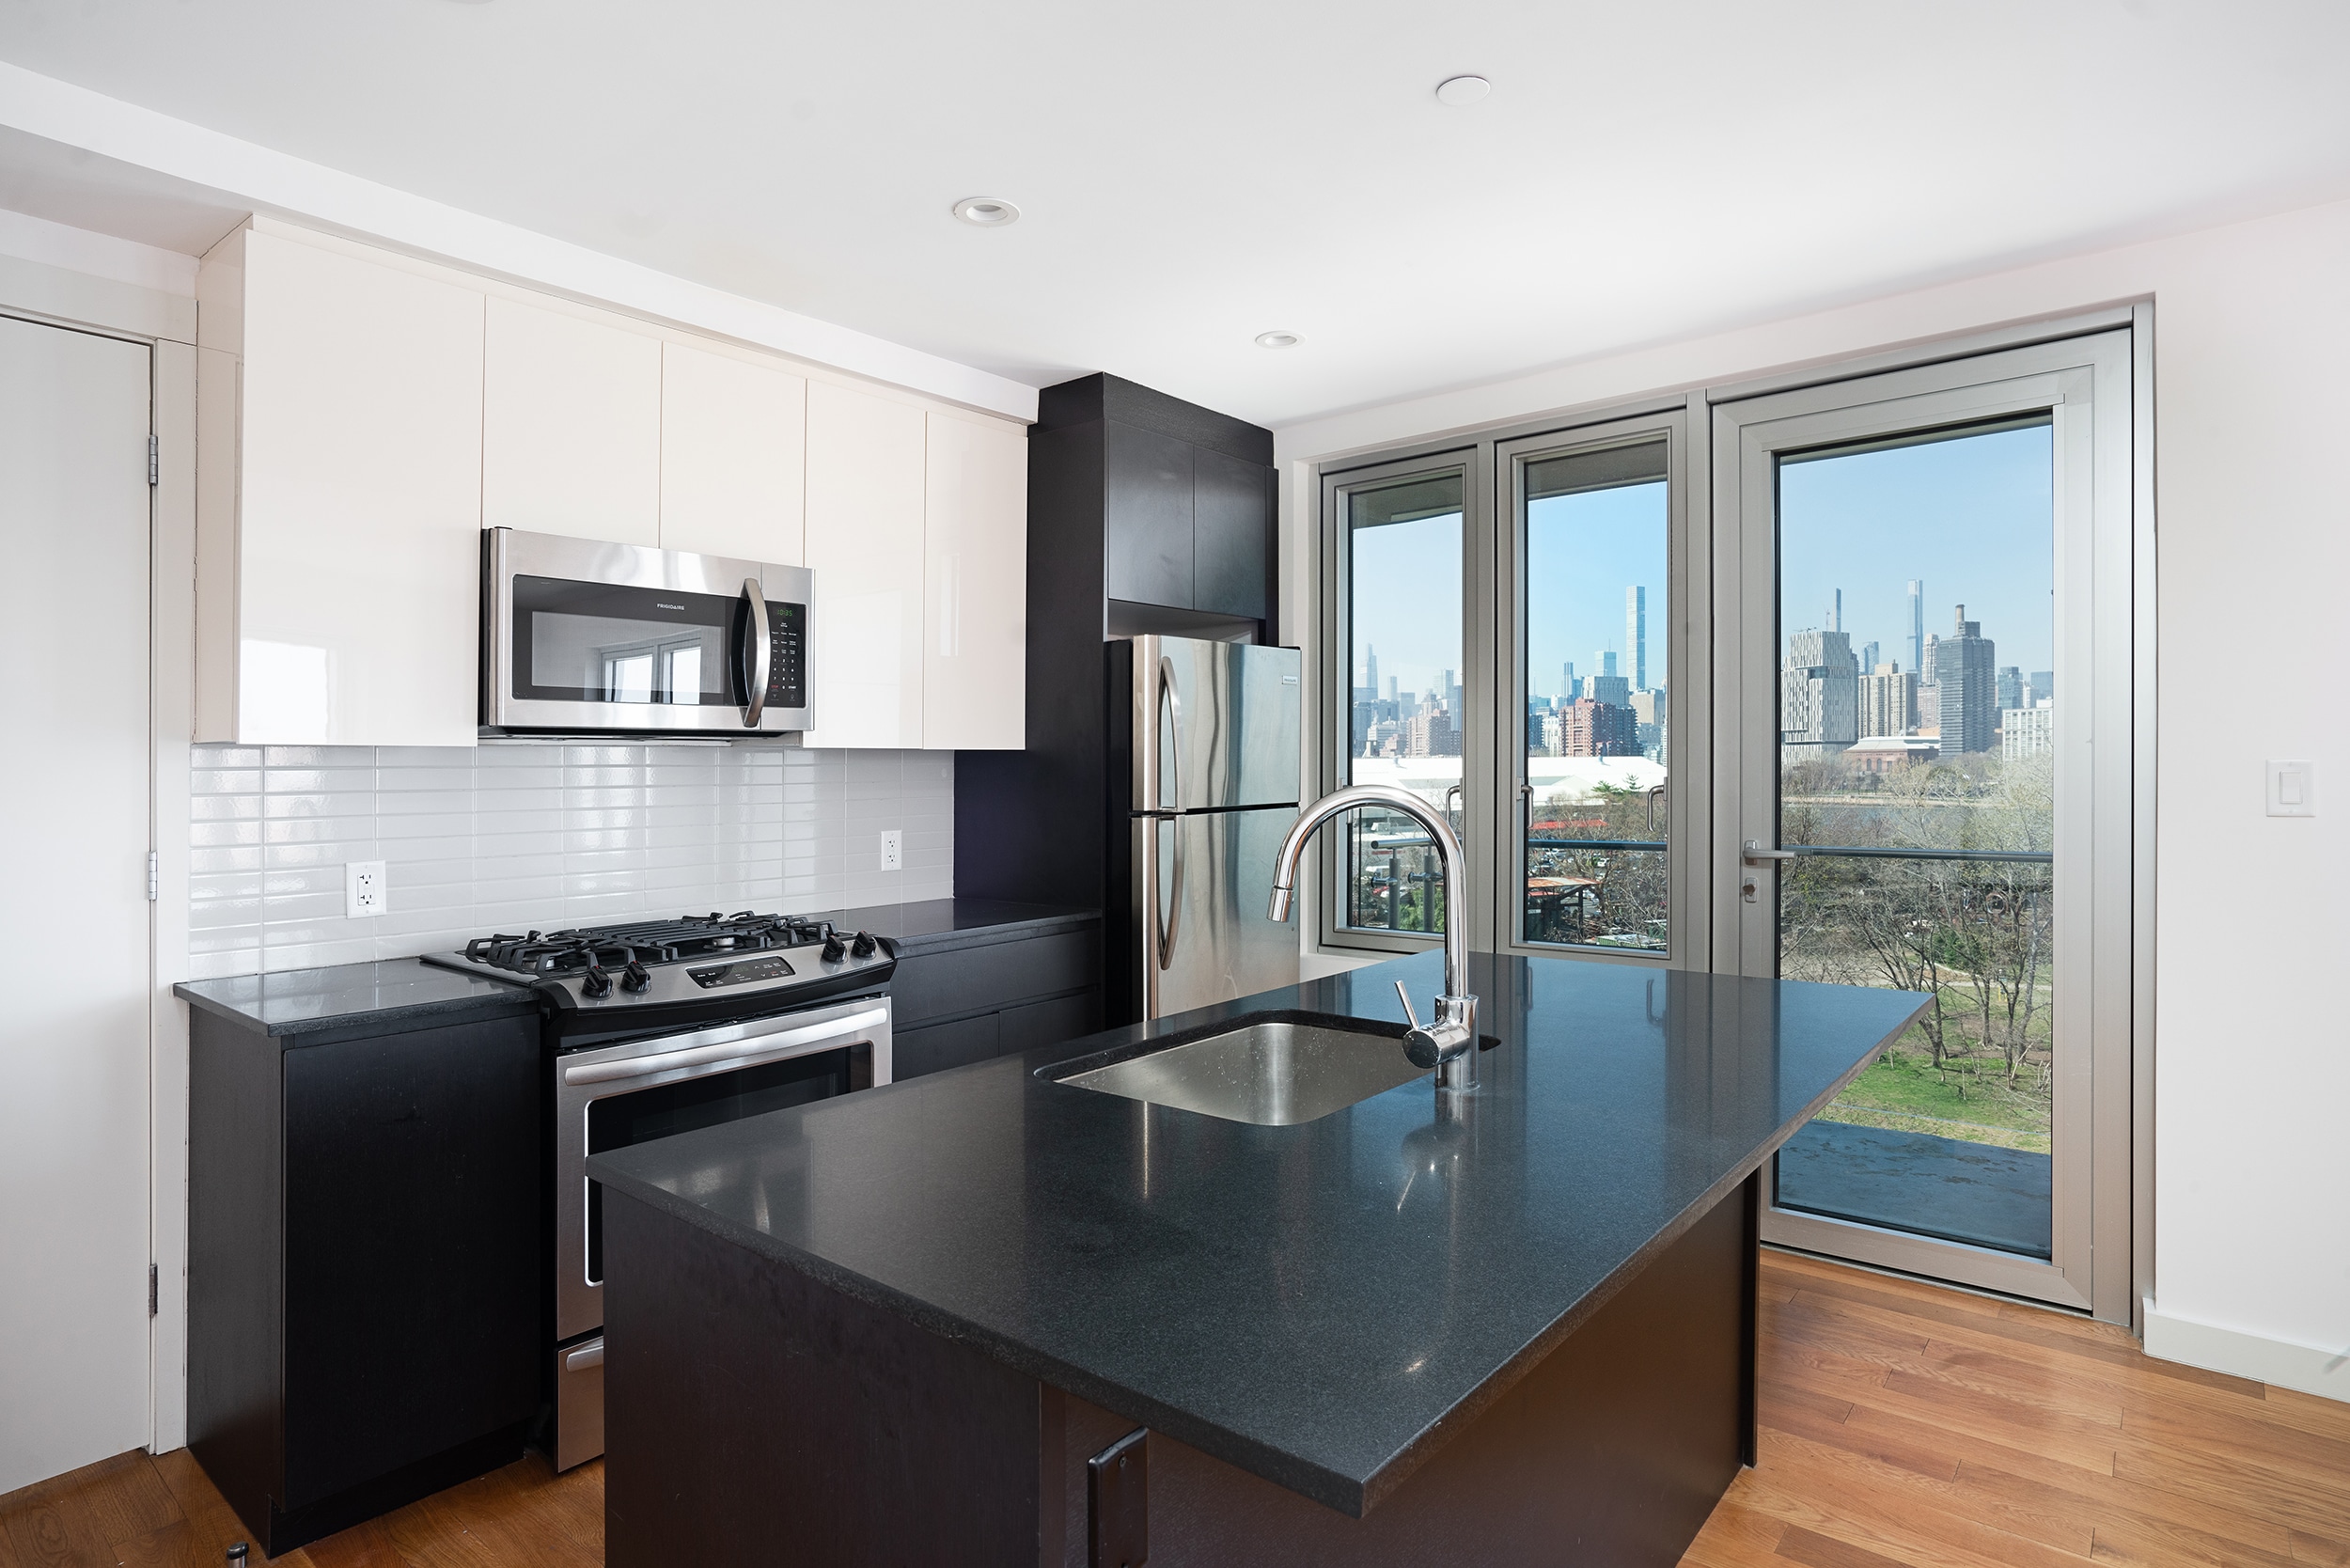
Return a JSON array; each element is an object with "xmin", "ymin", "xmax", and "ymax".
[{"xmin": 423, "ymin": 912, "xmax": 895, "ymax": 1469}]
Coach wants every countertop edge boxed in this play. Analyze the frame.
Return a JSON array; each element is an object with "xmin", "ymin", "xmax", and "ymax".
[
  {"xmin": 885, "ymin": 908, "xmax": 1101, "ymax": 957},
  {"xmin": 589, "ymin": 985, "xmax": 1931, "ymax": 1519},
  {"xmin": 172, "ymin": 979, "xmax": 540, "ymax": 1039}
]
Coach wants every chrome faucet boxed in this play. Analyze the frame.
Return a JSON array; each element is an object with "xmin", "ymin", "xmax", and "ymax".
[{"xmin": 1268, "ymin": 784, "xmax": 1479, "ymax": 1092}]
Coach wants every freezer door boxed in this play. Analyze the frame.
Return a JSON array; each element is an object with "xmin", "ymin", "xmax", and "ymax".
[
  {"xmin": 1131, "ymin": 635, "xmax": 1302, "ymax": 813},
  {"xmin": 1136, "ymin": 806, "xmax": 1303, "ymax": 1019}
]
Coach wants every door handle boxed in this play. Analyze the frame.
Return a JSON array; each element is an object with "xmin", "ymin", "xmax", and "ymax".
[
  {"xmin": 1742, "ymin": 839, "xmax": 1798, "ymax": 864},
  {"xmin": 741, "ymin": 577, "xmax": 772, "ymax": 729},
  {"xmin": 1157, "ymin": 656, "xmax": 1184, "ymax": 971}
]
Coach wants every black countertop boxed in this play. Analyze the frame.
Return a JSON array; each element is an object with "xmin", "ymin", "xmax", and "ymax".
[
  {"xmin": 589, "ymin": 949, "xmax": 1927, "ymax": 1517},
  {"xmin": 174, "ymin": 898, "xmax": 1097, "ymax": 1039}
]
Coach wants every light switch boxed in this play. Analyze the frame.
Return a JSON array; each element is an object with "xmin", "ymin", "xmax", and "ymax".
[{"xmin": 2267, "ymin": 760, "xmax": 2317, "ymax": 818}]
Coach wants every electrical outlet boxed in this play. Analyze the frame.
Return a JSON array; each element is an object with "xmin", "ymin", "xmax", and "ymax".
[
  {"xmin": 879, "ymin": 829, "xmax": 903, "ymax": 871},
  {"xmin": 346, "ymin": 860, "xmax": 387, "ymax": 918}
]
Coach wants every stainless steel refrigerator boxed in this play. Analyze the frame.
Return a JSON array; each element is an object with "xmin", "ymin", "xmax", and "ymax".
[{"xmin": 1114, "ymin": 635, "xmax": 1304, "ymax": 1020}]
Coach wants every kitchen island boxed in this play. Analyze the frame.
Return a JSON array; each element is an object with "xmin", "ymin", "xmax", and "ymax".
[{"xmin": 587, "ymin": 950, "xmax": 1925, "ymax": 1567}]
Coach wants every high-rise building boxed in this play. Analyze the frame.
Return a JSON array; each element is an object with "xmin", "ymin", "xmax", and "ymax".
[
  {"xmin": 1560, "ymin": 661, "xmax": 1575, "ymax": 700},
  {"xmin": 1404, "ymin": 708, "xmax": 1460, "ymax": 758},
  {"xmin": 1859, "ymin": 640, "xmax": 1879, "ymax": 674},
  {"xmin": 1781, "ymin": 627, "xmax": 1860, "ymax": 752},
  {"xmin": 1632, "ymin": 688, "xmax": 1668, "ymax": 763},
  {"xmin": 2002, "ymin": 706, "xmax": 2053, "ymax": 760},
  {"xmin": 1625, "ymin": 586, "xmax": 1648, "ymax": 692},
  {"xmin": 1558, "ymin": 698, "xmax": 1638, "ymax": 758},
  {"xmin": 1938, "ymin": 605, "xmax": 1998, "ymax": 754},
  {"xmin": 1997, "ymin": 665, "xmax": 2023, "ymax": 713},
  {"xmin": 1386, "ymin": 675, "xmax": 1399, "ymax": 703},
  {"xmin": 1907, "ymin": 580, "xmax": 1924, "ymax": 675},
  {"xmin": 1859, "ymin": 663, "xmax": 1917, "ymax": 739},
  {"xmin": 1595, "ymin": 650, "xmax": 1618, "ymax": 679},
  {"xmin": 1363, "ymin": 645, "xmax": 1380, "ymax": 701},
  {"xmin": 2029, "ymin": 669, "xmax": 2054, "ymax": 703},
  {"xmin": 1584, "ymin": 672, "xmax": 1630, "ymax": 707},
  {"xmin": 1828, "ymin": 588, "xmax": 1843, "ymax": 633},
  {"xmin": 1444, "ymin": 669, "xmax": 1461, "ymax": 717},
  {"xmin": 1920, "ymin": 633, "xmax": 1940, "ymax": 686}
]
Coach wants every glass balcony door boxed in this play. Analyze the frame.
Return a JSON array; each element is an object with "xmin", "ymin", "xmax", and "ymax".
[
  {"xmin": 1716, "ymin": 334, "xmax": 2135, "ymax": 1316},
  {"xmin": 1497, "ymin": 411, "xmax": 1700, "ymax": 964}
]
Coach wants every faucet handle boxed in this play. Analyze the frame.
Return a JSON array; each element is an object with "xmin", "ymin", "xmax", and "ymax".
[{"xmin": 1393, "ymin": 980, "xmax": 1422, "ymax": 1031}]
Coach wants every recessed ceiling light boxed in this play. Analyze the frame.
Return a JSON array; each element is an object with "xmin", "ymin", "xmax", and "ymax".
[
  {"xmin": 1254, "ymin": 331, "xmax": 1303, "ymax": 350},
  {"xmin": 1434, "ymin": 75, "xmax": 1492, "ymax": 107},
  {"xmin": 950, "ymin": 196, "xmax": 1021, "ymax": 228}
]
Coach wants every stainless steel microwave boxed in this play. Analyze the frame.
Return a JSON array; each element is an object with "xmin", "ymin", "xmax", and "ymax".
[{"xmin": 483, "ymin": 528, "xmax": 812, "ymax": 734}]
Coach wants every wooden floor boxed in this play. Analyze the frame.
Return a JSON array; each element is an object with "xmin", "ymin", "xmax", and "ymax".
[{"xmin": 6, "ymin": 1250, "xmax": 2344, "ymax": 1567}]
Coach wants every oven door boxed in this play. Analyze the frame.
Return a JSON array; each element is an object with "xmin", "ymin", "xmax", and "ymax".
[
  {"xmin": 553, "ymin": 996, "xmax": 890, "ymax": 1341},
  {"xmin": 486, "ymin": 526, "xmax": 812, "ymax": 733}
]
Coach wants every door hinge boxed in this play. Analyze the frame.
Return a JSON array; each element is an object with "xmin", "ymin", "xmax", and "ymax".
[
  {"xmin": 149, "ymin": 1263, "xmax": 159, "ymax": 1318},
  {"xmin": 148, "ymin": 432, "xmax": 159, "ymax": 487},
  {"xmin": 147, "ymin": 850, "xmax": 160, "ymax": 902}
]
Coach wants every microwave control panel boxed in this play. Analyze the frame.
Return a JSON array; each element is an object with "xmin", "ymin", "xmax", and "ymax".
[{"xmin": 767, "ymin": 602, "xmax": 806, "ymax": 710}]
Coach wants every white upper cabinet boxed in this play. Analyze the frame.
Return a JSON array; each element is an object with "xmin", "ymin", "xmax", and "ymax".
[
  {"xmin": 658, "ymin": 342, "xmax": 807, "ymax": 565},
  {"xmin": 205, "ymin": 227, "xmax": 486, "ymax": 747},
  {"xmin": 921, "ymin": 413, "xmax": 1027, "ymax": 750},
  {"xmin": 482, "ymin": 296, "xmax": 661, "ymax": 546},
  {"xmin": 196, "ymin": 221, "xmax": 1029, "ymax": 752},
  {"xmin": 802, "ymin": 381, "xmax": 927, "ymax": 749}
]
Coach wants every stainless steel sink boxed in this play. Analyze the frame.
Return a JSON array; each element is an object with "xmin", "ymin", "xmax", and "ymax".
[{"xmin": 1051, "ymin": 1014, "xmax": 1427, "ymax": 1127}]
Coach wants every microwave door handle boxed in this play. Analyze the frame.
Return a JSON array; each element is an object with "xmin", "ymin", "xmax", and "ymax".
[{"xmin": 741, "ymin": 577, "xmax": 771, "ymax": 729}]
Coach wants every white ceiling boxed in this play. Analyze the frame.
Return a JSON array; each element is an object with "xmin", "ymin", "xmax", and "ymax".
[{"xmin": 1, "ymin": 0, "xmax": 2345, "ymax": 427}]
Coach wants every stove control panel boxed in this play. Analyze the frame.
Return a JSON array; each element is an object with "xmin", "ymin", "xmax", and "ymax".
[{"xmin": 688, "ymin": 956, "xmax": 797, "ymax": 988}]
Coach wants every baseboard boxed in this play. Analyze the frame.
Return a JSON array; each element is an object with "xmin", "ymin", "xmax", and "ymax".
[{"xmin": 2142, "ymin": 1299, "xmax": 2350, "ymax": 1404}]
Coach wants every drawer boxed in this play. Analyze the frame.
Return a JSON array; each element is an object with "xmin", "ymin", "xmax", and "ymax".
[
  {"xmin": 893, "ymin": 1012, "xmax": 1000, "ymax": 1080},
  {"xmin": 891, "ymin": 927, "xmax": 1101, "ymax": 1027},
  {"xmin": 999, "ymin": 992, "xmax": 1102, "ymax": 1058}
]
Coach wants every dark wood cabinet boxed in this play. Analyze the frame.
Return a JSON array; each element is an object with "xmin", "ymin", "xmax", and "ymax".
[
  {"xmin": 1104, "ymin": 420, "xmax": 1198, "ymax": 609},
  {"xmin": 188, "ymin": 1005, "xmax": 543, "ymax": 1556},
  {"xmin": 890, "ymin": 917, "xmax": 1104, "ymax": 1079},
  {"xmin": 1192, "ymin": 445, "xmax": 1275, "ymax": 620}
]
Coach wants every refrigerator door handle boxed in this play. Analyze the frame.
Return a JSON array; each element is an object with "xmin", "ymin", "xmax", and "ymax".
[{"xmin": 1158, "ymin": 655, "xmax": 1185, "ymax": 970}]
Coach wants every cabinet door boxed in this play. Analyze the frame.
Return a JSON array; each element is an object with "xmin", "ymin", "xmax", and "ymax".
[
  {"xmin": 659, "ymin": 342, "xmax": 807, "ymax": 564},
  {"xmin": 482, "ymin": 296, "xmax": 661, "ymax": 546},
  {"xmin": 238, "ymin": 231, "xmax": 485, "ymax": 746},
  {"xmin": 1193, "ymin": 447, "xmax": 1273, "ymax": 622},
  {"xmin": 1104, "ymin": 421, "xmax": 1194, "ymax": 608},
  {"xmin": 803, "ymin": 381, "xmax": 926, "ymax": 748},
  {"xmin": 922, "ymin": 413, "xmax": 1026, "ymax": 750}
]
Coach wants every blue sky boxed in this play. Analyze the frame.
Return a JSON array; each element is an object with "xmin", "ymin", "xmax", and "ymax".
[
  {"xmin": 1779, "ymin": 423, "xmax": 2054, "ymax": 677},
  {"xmin": 1349, "ymin": 420, "xmax": 2054, "ymax": 702}
]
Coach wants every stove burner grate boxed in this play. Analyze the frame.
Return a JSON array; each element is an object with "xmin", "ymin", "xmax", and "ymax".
[{"xmin": 458, "ymin": 911, "xmax": 834, "ymax": 979}]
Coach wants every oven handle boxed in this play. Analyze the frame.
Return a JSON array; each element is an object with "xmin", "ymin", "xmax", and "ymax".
[
  {"xmin": 741, "ymin": 576, "xmax": 772, "ymax": 729},
  {"xmin": 564, "ymin": 1005, "xmax": 887, "ymax": 1086}
]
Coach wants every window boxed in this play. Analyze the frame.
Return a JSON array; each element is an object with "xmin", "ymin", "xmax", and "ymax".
[{"xmin": 1330, "ymin": 463, "xmax": 1466, "ymax": 939}]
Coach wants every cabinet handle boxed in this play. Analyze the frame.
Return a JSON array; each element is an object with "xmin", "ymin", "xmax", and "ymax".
[
  {"xmin": 564, "ymin": 1340, "xmax": 604, "ymax": 1372},
  {"xmin": 742, "ymin": 577, "xmax": 771, "ymax": 729}
]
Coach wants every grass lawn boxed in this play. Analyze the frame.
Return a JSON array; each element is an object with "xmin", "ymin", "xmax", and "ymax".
[{"xmin": 1816, "ymin": 1040, "xmax": 2051, "ymax": 1153}]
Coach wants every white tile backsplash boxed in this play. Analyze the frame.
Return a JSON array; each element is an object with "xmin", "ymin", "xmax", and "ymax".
[{"xmin": 188, "ymin": 742, "xmax": 954, "ymax": 979}]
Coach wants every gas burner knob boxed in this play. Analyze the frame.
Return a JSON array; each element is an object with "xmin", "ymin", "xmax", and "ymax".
[
  {"xmin": 850, "ymin": 931, "xmax": 877, "ymax": 958},
  {"xmin": 581, "ymin": 964, "xmax": 614, "ymax": 998},
  {"xmin": 619, "ymin": 960, "xmax": 651, "ymax": 993},
  {"xmin": 821, "ymin": 933, "xmax": 847, "ymax": 963}
]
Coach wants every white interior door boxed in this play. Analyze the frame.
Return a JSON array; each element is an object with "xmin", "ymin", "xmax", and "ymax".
[{"xmin": 0, "ymin": 315, "xmax": 154, "ymax": 1490}]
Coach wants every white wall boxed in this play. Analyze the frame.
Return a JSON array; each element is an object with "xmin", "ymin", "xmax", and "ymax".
[{"xmin": 1277, "ymin": 196, "xmax": 2350, "ymax": 1398}]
